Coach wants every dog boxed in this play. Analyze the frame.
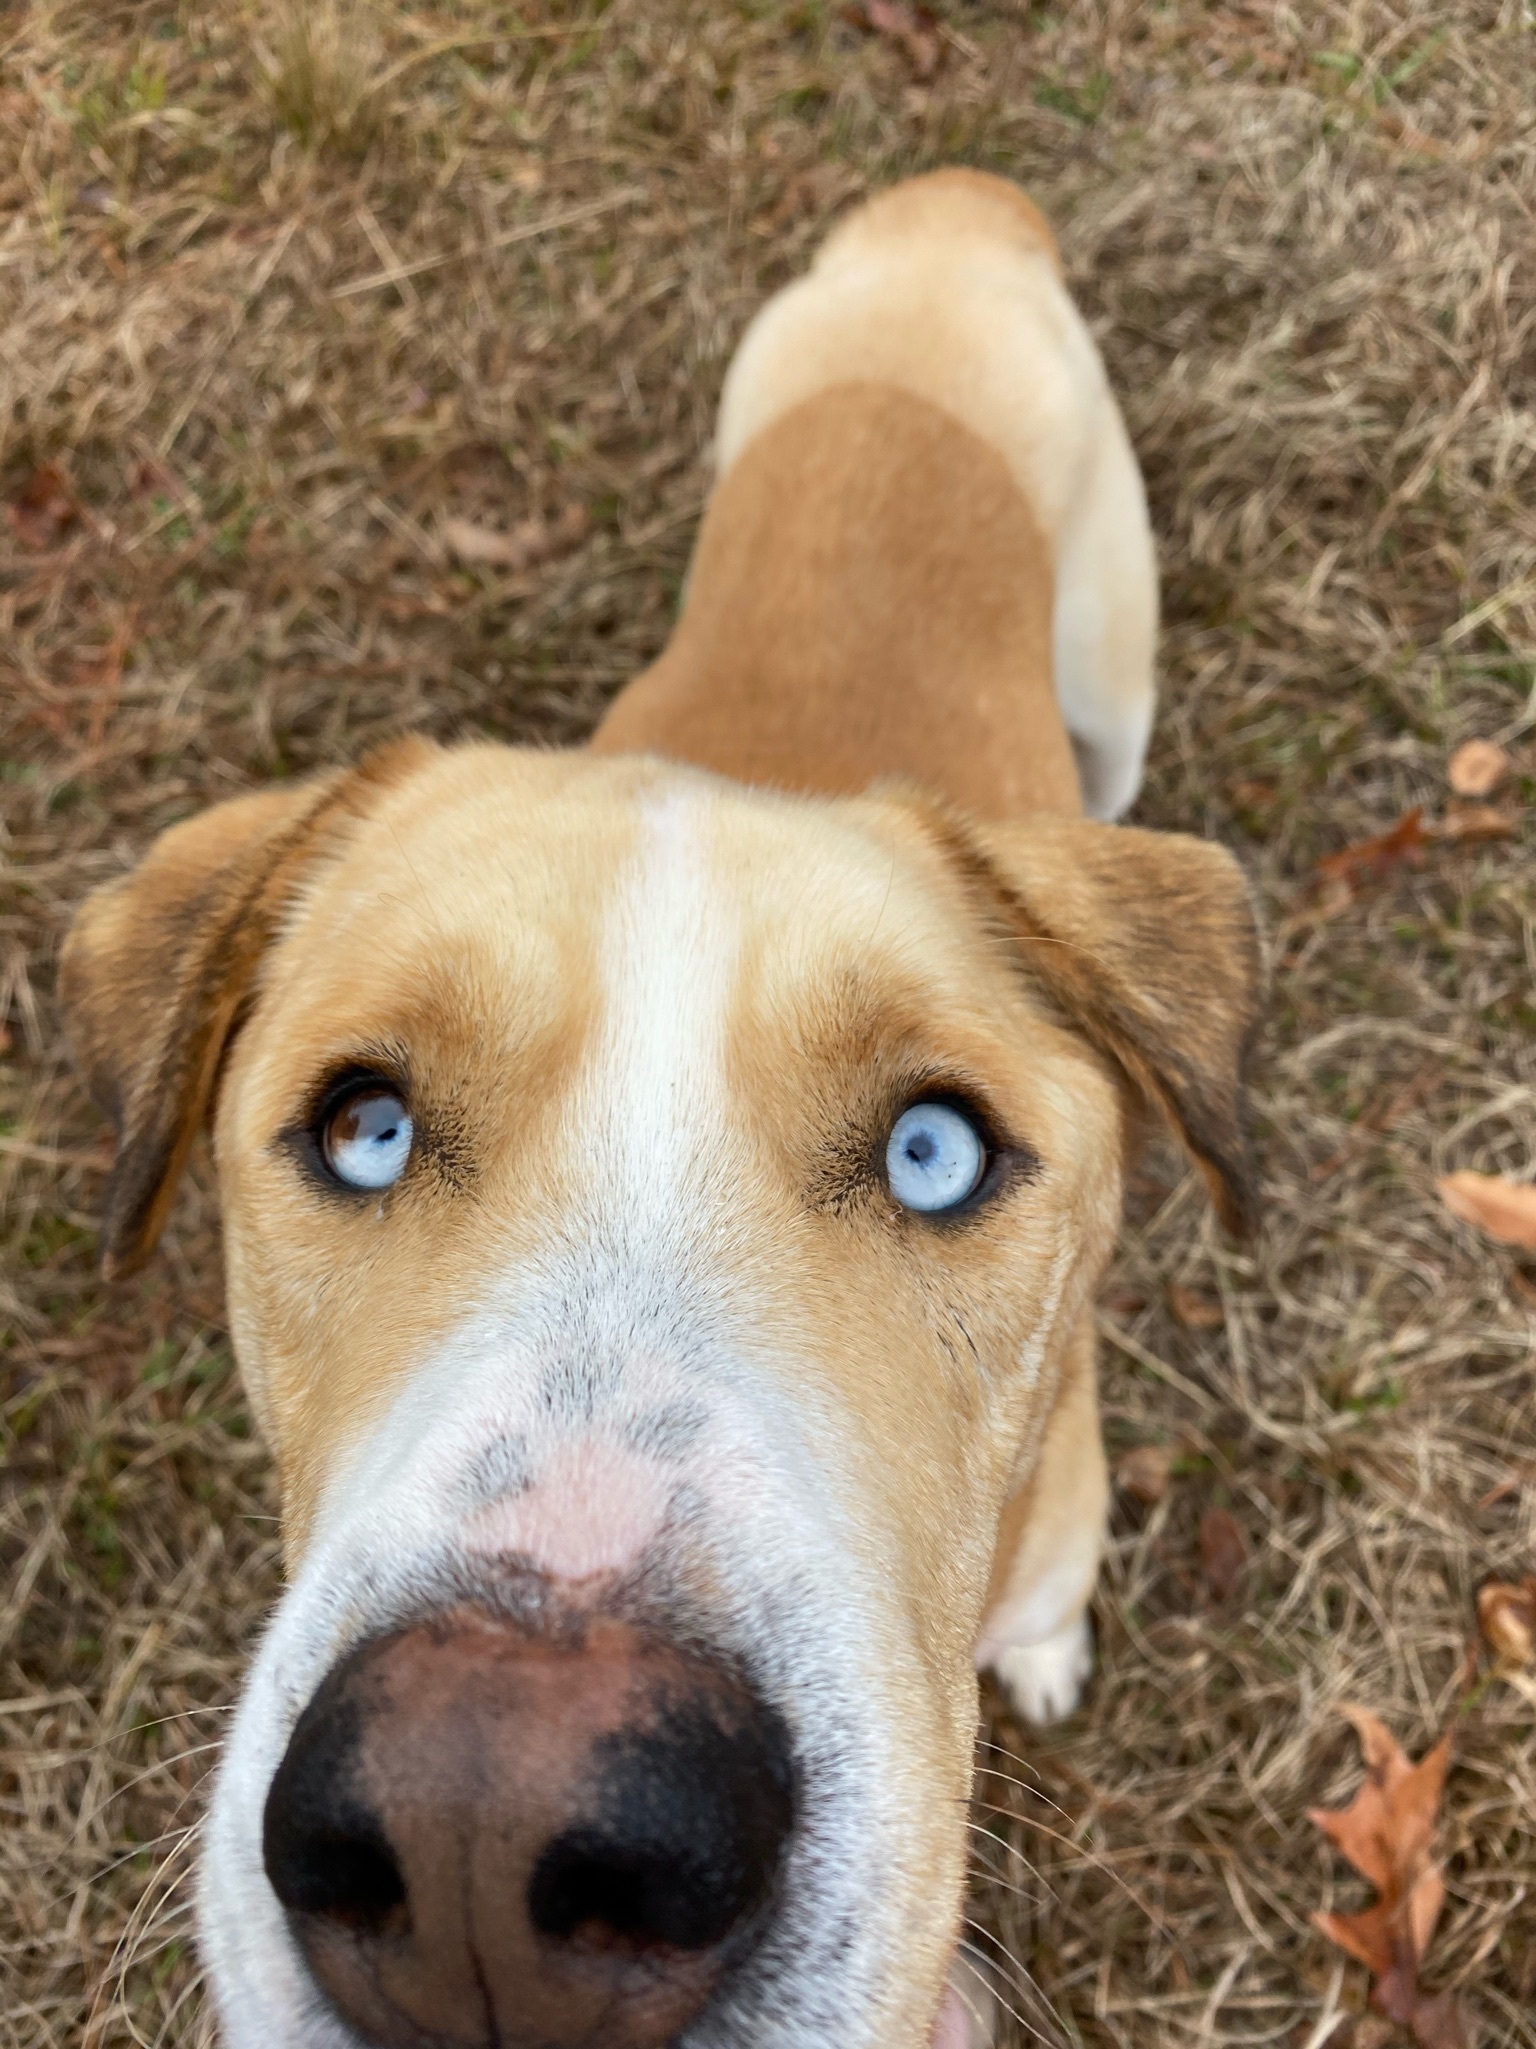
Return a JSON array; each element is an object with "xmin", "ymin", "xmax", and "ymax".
[{"xmin": 61, "ymin": 171, "xmax": 1259, "ymax": 2049}]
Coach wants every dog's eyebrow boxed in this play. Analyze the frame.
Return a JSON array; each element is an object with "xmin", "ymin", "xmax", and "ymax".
[{"xmin": 281, "ymin": 1041, "xmax": 414, "ymax": 1134}]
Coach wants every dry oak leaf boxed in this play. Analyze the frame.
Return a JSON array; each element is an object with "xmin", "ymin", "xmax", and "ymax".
[
  {"xmin": 844, "ymin": 0, "xmax": 941, "ymax": 78},
  {"xmin": 1477, "ymin": 1577, "xmax": 1536, "ymax": 1667},
  {"xmin": 1309, "ymin": 1709, "xmax": 1468, "ymax": 2049},
  {"xmin": 1199, "ymin": 1505, "xmax": 1246, "ymax": 1600},
  {"xmin": 1103, "ymin": 1286, "xmax": 1148, "ymax": 1318},
  {"xmin": 1436, "ymin": 1170, "xmax": 1536, "ymax": 1250},
  {"xmin": 1168, "ymin": 1282, "xmax": 1225, "ymax": 1331},
  {"xmin": 1115, "ymin": 1444, "xmax": 1172, "ymax": 1506},
  {"xmin": 1316, "ymin": 808, "xmax": 1427, "ymax": 893},
  {"xmin": 6, "ymin": 460, "xmax": 79, "ymax": 550},
  {"xmin": 1447, "ymin": 738, "xmax": 1510, "ymax": 798}
]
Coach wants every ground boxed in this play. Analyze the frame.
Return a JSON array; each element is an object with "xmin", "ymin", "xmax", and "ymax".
[{"xmin": 2, "ymin": 1, "xmax": 1534, "ymax": 2044}]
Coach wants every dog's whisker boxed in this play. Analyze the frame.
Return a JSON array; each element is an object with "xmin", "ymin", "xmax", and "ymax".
[
  {"xmin": 971, "ymin": 1799, "xmax": 1178, "ymax": 1938},
  {"xmin": 122, "ymin": 1702, "xmax": 237, "ymax": 1733},
  {"xmin": 970, "ymin": 1744, "xmax": 1078, "ymax": 1824},
  {"xmin": 74, "ymin": 1738, "xmax": 225, "ymax": 1820},
  {"xmin": 86, "ymin": 1835, "xmax": 206, "ymax": 2049},
  {"xmin": 964, "ymin": 1813, "xmax": 1054, "ymax": 1881},
  {"xmin": 973, "ymin": 1735, "xmax": 1046, "ymax": 1780},
  {"xmin": 964, "ymin": 1847, "xmax": 1056, "ymax": 1908},
  {"xmin": 958, "ymin": 1921, "xmax": 1069, "ymax": 2048}
]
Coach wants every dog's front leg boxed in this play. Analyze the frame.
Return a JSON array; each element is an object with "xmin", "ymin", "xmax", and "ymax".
[{"xmin": 973, "ymin": 1315, "xmax": 1108, "ymax": 1725}]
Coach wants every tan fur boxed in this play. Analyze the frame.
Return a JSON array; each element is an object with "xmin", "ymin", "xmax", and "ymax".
[
  {"xmin": 822, "ymin": 168, "xmax": 1063, "ymax": 274},
  {"xmin": 58, "ymin": 172, "xmax": 1260, "ymax": 2049},
  {"xmin": 591, "ymin": 384, "xmax": 1081, "ymax": 817}
]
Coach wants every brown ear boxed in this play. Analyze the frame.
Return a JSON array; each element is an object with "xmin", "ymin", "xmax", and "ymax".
[
  {"xmin": 919, "ymin": 806, "xmax": 1263, "ymax": 1234},
  {"xmin": 59, "ymin": 740, "xmax": 433, "ymax": 1277}
]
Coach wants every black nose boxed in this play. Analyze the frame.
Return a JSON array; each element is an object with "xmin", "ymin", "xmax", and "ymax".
[
  {"xmin": 525, "ymin": 1684, "xmax": 793, "ymax": 1958},
  {"xmin": 262, "ymin": 1613, "xmax": 795, "ymax": 2049}
]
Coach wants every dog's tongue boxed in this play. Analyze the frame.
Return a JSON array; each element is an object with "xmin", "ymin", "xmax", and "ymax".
[{"xmin": 930, "ymin": 1984, "xmax": 972, "ymax": 2049}]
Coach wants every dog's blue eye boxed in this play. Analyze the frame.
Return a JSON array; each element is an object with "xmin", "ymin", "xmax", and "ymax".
[
  {"xmin": 885, "ymin": 1102, "xmax": 986, "ymax": 1213},
  {"xmin": 323, "ymin": 1088, "xmax": 413, "ymax": 1191}
]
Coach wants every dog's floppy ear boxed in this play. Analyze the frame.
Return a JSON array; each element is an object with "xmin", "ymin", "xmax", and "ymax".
[
  {"xmin": 918, "ymin": 805, "xmax": 1263, "ymax": 1234},
  {"xmin": 59, "ymin": 740, "xmax": 433, "ymax": 1277}
]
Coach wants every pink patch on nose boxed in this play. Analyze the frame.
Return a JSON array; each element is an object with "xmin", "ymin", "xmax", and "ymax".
[
  {"xmin": 464, "ymin": 1441, "xmax": 671, "ymax": 1580},
  {"xmin": 931, "ymin": 1984, "xmax": 972, "ymax": 2049}
]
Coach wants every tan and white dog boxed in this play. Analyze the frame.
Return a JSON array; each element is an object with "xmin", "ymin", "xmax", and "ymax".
[{"xmin": 62, "ymin": 173, "xmax": 1259, "ymax": 2049}]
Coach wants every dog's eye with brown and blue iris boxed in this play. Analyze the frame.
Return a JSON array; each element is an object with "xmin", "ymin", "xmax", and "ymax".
[
  {"xmin": 886, "ymin": 1100, "xmax": 987, "ymax": 1212},
  {"xmin": 321, "ymin": 1084, "xmax": 413, "ymax": 1190}
]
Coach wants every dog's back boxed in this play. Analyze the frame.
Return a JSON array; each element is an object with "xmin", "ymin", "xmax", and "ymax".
[{"xmin": 593, "ymin": 169, "xmax": 1157, "ymax": 822}]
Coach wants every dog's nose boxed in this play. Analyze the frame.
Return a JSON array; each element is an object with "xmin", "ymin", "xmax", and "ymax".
[{"xmin": 261, "ymin": 1611, "xmax": 794, "ymax": 2049}]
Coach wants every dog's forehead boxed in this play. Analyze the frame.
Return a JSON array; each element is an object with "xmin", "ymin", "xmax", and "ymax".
[{"xmin": 261, "ymin": 746, "xmax": 975, "ymax": 1030}]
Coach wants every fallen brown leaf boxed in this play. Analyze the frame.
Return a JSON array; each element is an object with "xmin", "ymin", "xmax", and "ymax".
[
  {"xmin": 1440, "ymin": 800, "xmax": 1518, "ymax": 843},
  {"xmin": 1477, "ymin": 1578, "xmax": 1536, "ymax": 1667},
  {"xmin": 1317, "ymin": 808, "xmax": 1427, "ymax": 893},
  {"xmin": 1168, "ymin": 1283, "xmax": 1225, "ymax": 1331},
  {"xmin": 7, "ymin": 460, "xmax": 79, "ymax": 550},
  {"xmin": 844, "ymin": 0, "xmax": 941, "ymax": 77},
  {"xmin": 1103, "ymin": 1286, "xmax": 1148, "ymax": 1318},
  {"xmin": 1436, "ymin": 1169, "xmax": 1536, "ymax": 1250},
  {"xmin": 128, "ymin": 455, "xmax": 175, "ymax": 498},
  {"xmin": 1115, "ymin": 1444, "xmax": 1172, "ymax": 1506},
  {"xmin": 1309, "ymin": 1709, "xmax": 1466, "ymax": 2049},
  {"xmin": 1454, "ymin": 1636, "xmax": 1482, "ymax": 1701},
  {"xmin": 443, "ymin": 503, "xmax": 588, "ymax": 571},
  {"xmin": 1199, "ymin": 1505, "xmax": 1246, "ymax": 1599},
  {"xmin": 1447, "ymin": 737, "xmax": 1510, "ymax": 797}
]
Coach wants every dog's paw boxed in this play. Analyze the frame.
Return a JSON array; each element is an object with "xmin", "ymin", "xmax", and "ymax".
[{"xmin": 987, "ymin": 1611, "xmax": 1093, "ymax": 1726}]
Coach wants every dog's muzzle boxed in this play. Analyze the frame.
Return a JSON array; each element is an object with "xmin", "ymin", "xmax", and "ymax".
[{"xmin": 261, "ymin": 1607, "xmax": 796, "ymax": 2048}]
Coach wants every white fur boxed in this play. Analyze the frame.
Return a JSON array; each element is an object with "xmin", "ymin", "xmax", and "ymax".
[
  {"xmin": 989, "ymin": 1613, "xmax": 1095, "ymax": 1726},
  {"xmin": 715, "ymin": 232, "xmax": 1158, "ymax": 820}
]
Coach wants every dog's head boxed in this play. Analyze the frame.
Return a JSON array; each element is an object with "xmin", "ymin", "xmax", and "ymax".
[{"xmin": 61, "ymin": 741, "xmax": 1258, "ymax": 2049}]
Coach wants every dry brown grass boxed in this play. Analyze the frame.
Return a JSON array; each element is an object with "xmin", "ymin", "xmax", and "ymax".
[{"xmin": 3, "ymin": 0, "xmax": 1535, "ymax": 2043}]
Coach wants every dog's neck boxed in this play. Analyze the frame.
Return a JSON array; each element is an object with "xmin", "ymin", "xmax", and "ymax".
[{"xmin": 591, "ymin": 383, "xmax": 1082, "ymax": 822}]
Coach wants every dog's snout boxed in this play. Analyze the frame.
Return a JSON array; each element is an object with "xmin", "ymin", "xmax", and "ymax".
[{"xmin": 261, "ymin": 1611, "xmax": 794, "ymax": 2049}]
